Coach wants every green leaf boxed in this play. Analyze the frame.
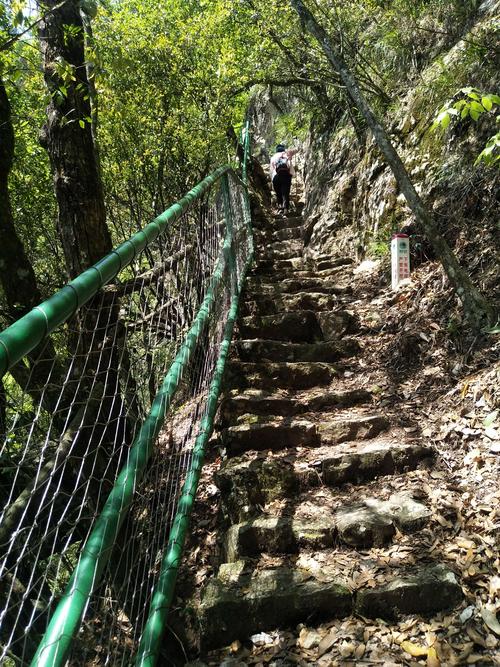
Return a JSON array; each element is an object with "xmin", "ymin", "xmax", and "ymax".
[
  {"xmin": 482, "ymin": 96, "xmax": 493, "ymax": 111},
  {"xmin": 470, "ymin": 109, "xmax": 481, "ymax": 121},
  {"xmin": 78, "ymin": 119, "xmax": 85, "ymax": 128},
  {"xmin": 470, "ymin": 100, "xmax": 485, "ymax": 113},
  {"xmin": 461, "ymin": 106, "xmax": 470, "ymax": 119},
  {"xmin": 467, "ymin": 91, "xmax": 480, "ymax": 101},
  {"xmin": 490, "ymin": 95, "xmax": 500, "ymax": 105}
]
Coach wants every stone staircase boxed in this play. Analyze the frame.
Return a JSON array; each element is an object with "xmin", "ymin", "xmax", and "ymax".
[{"xmin": 197, "ymin": 206, "xmax": 462, "ymax": 651}]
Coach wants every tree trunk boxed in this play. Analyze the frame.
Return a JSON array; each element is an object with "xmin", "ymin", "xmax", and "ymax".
[
  {"xmin": 38, "ymin": 0, "xmax": 112, "ymax": 279},
  {"xmin": 290, "ymin": 0, "xmax": 493, "ymax": 327},
  {"xmin": 0, "ymin": 80, "xmax": 44, "ymax": 322},
  {"xmin": 0, "ymin": 79, "xmax": 62, "ymax": 411},
  {"xmin": 38, "ymin": 0, "xmax": 132, "ymax": 486}
]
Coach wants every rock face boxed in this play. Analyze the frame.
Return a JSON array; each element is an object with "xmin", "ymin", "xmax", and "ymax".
[{"xmin": 194, "ymin": 204, "xmax": 462, "ymax": 651}]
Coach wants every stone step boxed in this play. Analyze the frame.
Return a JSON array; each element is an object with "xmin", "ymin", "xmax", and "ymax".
[
  {"xmin": 269, "ymin": 215, "xmax": 303, "ymax": 230},
  {"xmin": 222, "ymin": 412, "xmax": 389, "ymax": 456},
  {"xmin": 199, "ymin": 566, "xmax": 351, "ymax": 650},
  {"xmin": 252, "ymin": 257, "xmax": 304, "ymax": 274},
  {"xmin": 249, "ymin": 270, "xmax": 352, "ymax": 287},
  {"xmin": 240, "ymin": 292, "xmax": 339, "ymax": 317},
  {"xmin": 238, "ymin": 310, "xmax": 357, "ymax": 343},
  {"xmin": 225, "ymin": 517, "xmax": 335, "ymax": 561},
  {"xmin": 234, "ymin": 338, "xmax": 360, "ymax": 363},
  {"xmin": 256, "ymin": 227, "xmax": 302, "ymax": 242},
  {"xmin": 199, "ymin": 563, "xmax": 462, "ymax": 649},
  {"xmin": 238, "ymin": 311, "xmax": 323, "ymax": 343},
  {"xmin": 318, "ymin": 413, "xmax": 389, "ymax": 445},
  {"xmin": 216, "ymin": 437, "xmax": 433, "ymax": 522},
  {"xmin": 222, "ymin": 417, "xmax": 320, "ymax": 456},
  {"xmin": 335, "ymin": 492, "xmax": 432, "ymax": 547},
  {"xmin": 225, "ymin": 361, "xmax": 337, "ymax": 391},
  {"xmin": 224, "ymin": 493, "xmax": 431, "ymax": 560},
  {"xmin": 246, "ymin": 277, "xmax": 352, "ymax": 296},
  {"xmin": 255, "ymin": 240, "xmax": 303, "ymax": 260},
  {"xmin": 220, "ymin": 387, "xmax": 371, "ymax": 422},
  {"xmin": 315, "ymin": 257, "xmax": 354, "ymax": 271}
]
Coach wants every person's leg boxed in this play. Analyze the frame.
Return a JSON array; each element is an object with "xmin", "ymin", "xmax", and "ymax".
[
  {"xmin": 282, "ymin": 173, "xmax": 292, "ymax": 211},
  {"xmin": 272, "ymin": 175, "xmax": 283, "ymax": 208}
]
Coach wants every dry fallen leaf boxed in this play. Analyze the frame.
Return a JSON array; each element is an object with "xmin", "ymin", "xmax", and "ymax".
[
  {"xmin": 465, "ymin": 623, "xmax": 487, "ymax": 648},
  {"xmin": 400, "ymin": 640, "xmax": 429, "ymax": 657},
  {"xmin": 317, "ymin": 630, "xmax": 336, "ymax": 657},
  {"xmin": 354, "ymin": 643, "xmax": 366, "ymax": 658},
  {"xmin": 427, "ymin": 646, "xmax": 440, "ymax": 667},
  {"xmin": 480, "ymin": 605, "xmax": 500, "ymax": 636}
]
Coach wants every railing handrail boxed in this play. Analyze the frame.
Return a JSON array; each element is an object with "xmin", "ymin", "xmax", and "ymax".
[
  {"xmin": 0, "ymin": 165, "xmax": 230, "ymax": 379},
  {"xmin": 26, "ymin": 146, "xmax": 253, "ymax": 665}
]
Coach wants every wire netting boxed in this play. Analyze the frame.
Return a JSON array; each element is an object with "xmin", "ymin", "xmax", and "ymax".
[{"xmin": 0, "ymin": 169, "xmax": 251, "ymax": 665}]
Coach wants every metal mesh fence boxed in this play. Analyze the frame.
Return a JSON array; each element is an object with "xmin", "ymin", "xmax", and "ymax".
[{"xmin": 0, "ymin": 168, "xmax": 251, "ymax": 665}]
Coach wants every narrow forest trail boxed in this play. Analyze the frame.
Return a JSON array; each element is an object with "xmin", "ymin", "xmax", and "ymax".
[{"xmin": 190, "ymin": 181, "xmax": 468, "ymax": 664}]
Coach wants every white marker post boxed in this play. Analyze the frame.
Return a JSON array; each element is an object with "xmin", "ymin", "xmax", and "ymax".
[{"xmin": 391, "ymin": 233, "xmax": 410, "ymax": 290}]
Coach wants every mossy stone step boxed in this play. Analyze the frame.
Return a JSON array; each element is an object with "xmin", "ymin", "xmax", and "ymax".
[
  {"xmin": 335, "ymin": 492, "xmax": 431, "ymax": 547},
  {"xmin": 316, "ymin": 257, "xmax": 354, "ymax": 271},
  {"xmin": 222, "ymin": 417, "xmax": 320, "ymax": 455},
  {"xmin": 224, "ymin": 494, "xmax": 431, "ymax": 558},
  {"xmin": 216, "ymin": 439, "xmax": 433, "ymax": 522},
  {"xmin": 319, "ymin": 438, "xmax": 432, "ymax": 486},
  {"xmin": 221, "ymin": 413, "xmax": 389, "ymax": 456},
  {"xmin": 318, "ymin": 311, "xmax": 359, "ymax": 339},
  {"xmin": 199, "ymin": 563, "xmax": 461, "ymax": 649},
  {"xmin": 238, "ymin": 311, "xmax": 323, "ymax": 343},
  {"xmin": 318, "ymin": 414, "xmax": 389, "ymax": 445},
  {"xmin": 240, "ymin": 292, "xmax": 339, "ymax": 317},
  {"xmin": 355, "ymin": 564, "xmax": 462, "ymax": 619},
  {"xmin": 256, "ymin": 240, "xmax": 303, "ymax": 260},
  {"xmin": 225, "ymin": 516, "xmax": 335, "ymax": 561},
  {"xmin": 269, "ymin": 215, "xmax": 303, "ymax": 229},
  {"xmin": 255, "ymin": 227, "xmax": 302, "ymax": 242},
  {"xmin": 252, "ymin": 257, "xmax": 305, "ymax": 274},
  {"xmin": 199, "ymin": 565, "xmax": 351, "ymax": 650},
  {"xmin": 220, "ymin": 387, "xmax": 370, "ymax": 422},
  {"xmin": 234, "ymin": 338, "xmax": 361, "ymax": 363},
  {"xmin": 225, "ymin": 361, "xmax": 337, "ymax": 391},
  {"xmin": 246, "ymin": 277, "xmax": 352, "ymax": 296}
]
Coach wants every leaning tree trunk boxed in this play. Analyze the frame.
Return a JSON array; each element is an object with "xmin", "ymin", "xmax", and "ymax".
[{"xmin": 290, "ymin": 0, "xmax": 493, "ymax": 327}]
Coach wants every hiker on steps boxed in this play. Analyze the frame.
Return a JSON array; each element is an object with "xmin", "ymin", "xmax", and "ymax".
[{"xmin": 270, "ymin": 144, "xmax": 297, "ymax": 214}]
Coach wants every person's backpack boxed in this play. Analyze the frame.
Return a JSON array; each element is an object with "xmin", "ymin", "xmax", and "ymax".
[{"xmin": 275, "ymin": 152, "xmax": 290, "ymax": 174}]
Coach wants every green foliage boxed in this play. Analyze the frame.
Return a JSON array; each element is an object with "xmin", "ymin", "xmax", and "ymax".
[
  {"xmin": 273, "ymin": 109, "xmax": 311, "ymax": 147},
  {"xmin": 431, "ymin": 87, "xmax": 500, "ymax": 166}
]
